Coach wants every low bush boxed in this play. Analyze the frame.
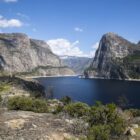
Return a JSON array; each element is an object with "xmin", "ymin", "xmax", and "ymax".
[
  {"xmin": 89, "ymin": 103, "xmax": 126, "ymax": 138},
  {"xmin": 60, "ymin": 96, "xmax": 72, "ymax": 105},
  {"xmin": 128, "ymin": 109, "xmax": 140, "ymax": 117},
  {"xmin": 53, "ymin": 104, "xmax": 64, "ymax": 114},
  {"xmin": 0, "ymin": 83, "xmax": 11, "ymax": 92},
  {"xmin": 64, "ymin": 102, "xmax": 90, "ymax": 117},
  {"xmin": 88, "ymin": 125, "xmax": 110, "ymax": 140},
  {"xmin": 8, "ymin": 96, "xmax": 48, "ymax": 113}
]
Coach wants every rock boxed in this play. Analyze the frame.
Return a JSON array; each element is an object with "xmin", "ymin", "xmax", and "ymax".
[
  {"xmin": 85, "ymin": 32, "xmax": 140, "ymax": 80},
  {"xmin": 65, "ymin": 119, "xmax": 74, "ymax": 124},
  {"xmin": 131, "ymin": 124, "xmax": 139, "ymax": 129},
  {"xmin": 63, "ymin": 133, "xmax": 79, "ymax": 140},
  {"xmin": 4, "ymin": 119, "xmax": 26, "ymax": 130},
  {"xmin": 130, "ymin": 128, "xmax": 136, "ymax": 136},
  {"xmin": 0, "ymin": 33, "xmax": 75, "ymax": 76},
  {"xmin": 19, "ymin": 138, "xmax": 25, "ymax": 140},
  {"xmin": 63, "ymin": 133, "xmax": 71, "ymax": 139},
  {"xmin": 125, "ymin": 127, "xmax": 136, "ymax": 136},
  {"xmin": 129, "ymin": 138, "xmax": 135, "ymax": 140},
  {"xmin": 32, "ymin": 124, "xmax": 37, "ymax": 128}
]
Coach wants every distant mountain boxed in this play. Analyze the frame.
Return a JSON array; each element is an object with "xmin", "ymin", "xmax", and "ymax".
[
  {"xmin": 85, "ymin": 32, "xmax": 140, "ymax": 80},
  {"xmin": 61, "ymin": 56, "xmax": 92, "ymax": 74},
  {"xmin": 0, "ymin": 33, "xmax": 75, "ymax": 76}
]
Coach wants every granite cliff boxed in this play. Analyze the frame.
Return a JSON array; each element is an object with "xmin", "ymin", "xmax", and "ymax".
[
  {"xmin": 85, "ymin": 33, "xmax": 140, "ymax": 80},
  {"xmin": 0, "ymin": 33, "xmax": 75, "ymax": 76}
]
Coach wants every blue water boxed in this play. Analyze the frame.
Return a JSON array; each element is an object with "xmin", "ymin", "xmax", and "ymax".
[{"xmin": 36, "ymin": 77, "xmax": 140, "ymax": 108}]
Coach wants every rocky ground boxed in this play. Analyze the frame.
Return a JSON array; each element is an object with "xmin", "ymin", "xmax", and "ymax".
[
  {"xmin": 0, "ymin": 109, "xmax": 83, "ymax": 140},
  {"xmin": 0, "ymin": 109, "xmax": 140, "ymax": 140}
]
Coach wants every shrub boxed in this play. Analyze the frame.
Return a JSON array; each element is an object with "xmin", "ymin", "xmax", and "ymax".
[
  {"xmin": 31, "ymin": 98, "xmax": 48, "ymax": 113},
  {"xmin": 66, "ymin": 118, "xmax": 89, "ymax": 135},
  {"xmin": 117, "ymin": 95, "xmax": 129, "ymax": 109},
  {"xmin": 88, "ymin": 125, "xmax": 110, "ymax": 140},
  {"xmin": 60, "ymin": 96, "xmax": 72, "ymax": 105},
  {"xmin": 90, "ymin": 103, "xmax": 118, "ymax": 125},
  {"xmin": 89, "ymin": 103, "xmax": 125, "ymax": 137},
  {"xmin": 8, "ymin": 96, "xmax": 48, "ymax": 113},
  {"xmin": 0, "ymin": 83, "xmax": 11, "ymax": 92},
  {"xmin": 64, "ymin": 102, "xmax": 90, "ymax": 117},
  {"xmin": 53, "ymin": 104, "xmax": 64, "ymax": 114},
  {"xmin": 128, "ymin": 109, "xmax": 140, "ymax": 117}
]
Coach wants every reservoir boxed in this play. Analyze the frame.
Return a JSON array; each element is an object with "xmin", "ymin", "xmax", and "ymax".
[{"xmin": 36, "ymin": 77, "xmax": 140, "ymax": 108}]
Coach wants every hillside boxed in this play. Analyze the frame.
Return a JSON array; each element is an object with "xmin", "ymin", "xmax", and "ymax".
[
  {"xmin": 85, "ymin": 33, "xmax": 140, "ymax": 80},
  {"xmin": 0, "ymin": 33, "xmax": 75, "ymax": 77},
  {"xmin": 61, "ymin": 56, "xmax": 92, "ymax": 74}
]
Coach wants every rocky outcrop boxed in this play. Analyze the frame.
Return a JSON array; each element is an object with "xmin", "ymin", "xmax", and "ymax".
[
  {"xmin": 85, "ymin": 33, "xmax": 140, "ymax": 80},
  {"xmin": 0, "ymin": 110, "xmax": 85, "ymax": 140},
  {"xmin": 0, "ymin": 33, "xmax": 75, "ymax": 76},
  {"xmin": 0, "ymin": 76, "xmax": 46, "ymax": 98}
]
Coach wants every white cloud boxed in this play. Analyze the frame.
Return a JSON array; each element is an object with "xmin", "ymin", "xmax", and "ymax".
[
  {"xmin": 74, "ymin": 27, "xmax": 83, "ymax": 32},
  {"xmin": 0, "ymin": 16, "xmax": 23, "ymax": 28},
  {"xmin": 47, "ymin": 38, "xmax": 88, "ymax": 57},
  {"xmin": 47, "ymin": 38, "xmax": 99, "ymax": 58},
  {"xmin": 3, "ymin": 0, "xmax": 18, "ymax": 3}
]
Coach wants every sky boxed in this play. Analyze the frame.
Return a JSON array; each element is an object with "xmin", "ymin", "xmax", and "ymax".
[{"xmin": 0, "ymin": 0, "xmax": 140, "ymax": 57}]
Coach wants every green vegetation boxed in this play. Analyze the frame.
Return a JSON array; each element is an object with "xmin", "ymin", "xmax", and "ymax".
[
  {"xmin": 129, "ymin": 71, "xmax": 140, "ymax": 79},
  {"xmin": 128, "ymin": 109, "xmax": 140, "ymax": 117},
  {"xmin": 62, "ymin": 101, "xmax": 126, "ymax": 139},
  {"xmin": 88, "ymin": 125, "xmax": 110, "ymax": 140},
  {"xmin": 60, "ymin": 96, "xmax": 72, "ymax": 105},
  {"xmin": 123, "ymin": 54, "xmax": 140, "ymax": 79},
  {"xmin": 0, "ymin": 83, "xmax": 11, "ymax": 93},
  {"xmin": 64, "ymin": 102, "xmax": 90, "ymax": 117},
  {"xmin": 88, "ymin": 103, "xmax": 125, "ymax": 138},
  {"xmin": 8, "ymin": 96, "xmax": 48, "ymax": 113},
  {"xmin": 16, "ymin": 66, "xmax": 69, "ymax": 76},
  {"xmin": 117, "ymin": 95, "xmax": 129, "ymax": 109},
  {"xmin": 125, "ymin": 54, "xmax": 140, "ymax": 62}
]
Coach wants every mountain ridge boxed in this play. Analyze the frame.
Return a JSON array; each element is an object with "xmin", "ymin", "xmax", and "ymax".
[
  {"xmin": 61, "ymin": 56, "xmax": 92, "ymax": 74},
  {"xmin": 0, "ymin": 33, "xmax": 75, "ymax": 76},
  {"xmin": 85, "ymin": 32, "xmax": 140, "ymax": 80}
]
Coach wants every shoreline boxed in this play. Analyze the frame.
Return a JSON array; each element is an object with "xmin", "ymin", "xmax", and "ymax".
[
  {"xmin": 25, "ymin": 75, "xmax": 140, "ymax": 82},
  {"xmin": 83, "ymin": 76, "xmax": 140, "ymax": 82},
  {"xmin": 25, "ymin": 75, "xmax": 78, "ymax": 79}
]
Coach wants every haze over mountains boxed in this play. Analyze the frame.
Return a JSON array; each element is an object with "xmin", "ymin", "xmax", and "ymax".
[{"xmin": 61, "ymin": 56, "xmax": 92, "ymax": 74}]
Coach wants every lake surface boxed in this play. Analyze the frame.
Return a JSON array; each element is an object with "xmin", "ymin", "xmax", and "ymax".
[{"xmin": 36, "ymin": 77, "xmax": 140, "ymax": 108}]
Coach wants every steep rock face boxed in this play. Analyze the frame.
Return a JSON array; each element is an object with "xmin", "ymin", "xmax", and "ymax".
[
  {"xmin": 85, "ymin": 33, "xmax": 140, "ymax": 80},
  {"xmin": 0, "ymin": 33, "xmax": 75, "ymax": 76}
]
